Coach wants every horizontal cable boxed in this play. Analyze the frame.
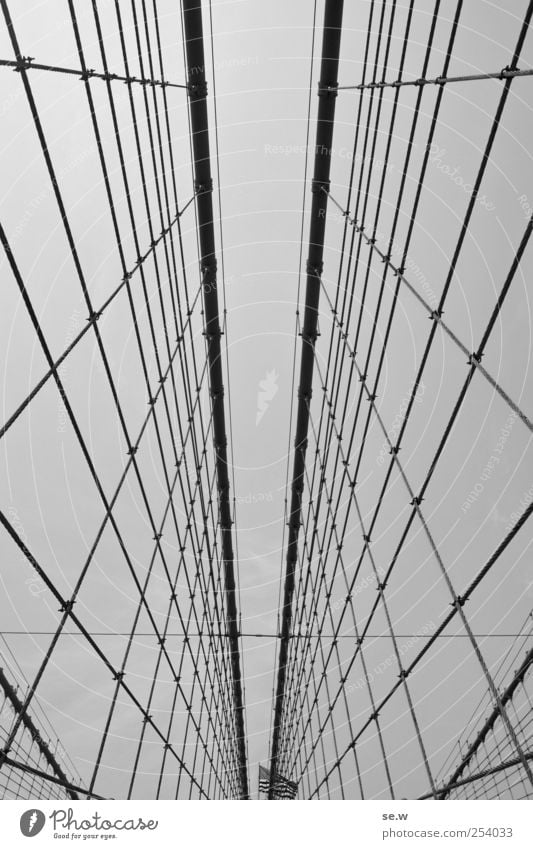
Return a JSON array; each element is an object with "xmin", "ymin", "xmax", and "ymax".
[
  {"xmin": 0, "ymin": 56, "xmax": 187, "ymax": 88},
  {"xmin": 1, "ymin": 632, "xmax": 526, "ymax": 638},
  {"xmin": 334, "ymin": 65, "xmax": 533, "ymax": 91},
  {"xmin": 0, "ymin": 507, "xmax": 209, "ymax": 798}
]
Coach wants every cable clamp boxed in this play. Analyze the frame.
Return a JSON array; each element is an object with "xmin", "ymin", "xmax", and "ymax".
[
  {"xmin": 188, "ymin": 79, "xmax": 208, "ymax": 97},
  {"xmin": 195, "ymin": 178, "xmax": 213, "ymax": 195},
  {"xmin": 317, "ymin": 81, "xmax": 338, "ymax": 98},
  {"xmin": 311, "ymin": 178, "xmax": 330, "ymax": 195},
  {"xmin": 201, "ymin": 256, "xmax": 217, "ymax": 277},
  {"xmin": 15, "ymin": 56, "xmax": 34, "ymax": 72},
  {"xmin": 306, "ymin": 259, "xmax": 323, "ymax": 277},
  {"xmin": 499, "ymin": 65, "xmax": 513, "ymax": 79}
]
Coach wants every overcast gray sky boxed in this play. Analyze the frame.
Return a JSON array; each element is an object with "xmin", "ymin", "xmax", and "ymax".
[{"xmin": 1, "ymin": 0, "xmax": 532, "ymax": 800}]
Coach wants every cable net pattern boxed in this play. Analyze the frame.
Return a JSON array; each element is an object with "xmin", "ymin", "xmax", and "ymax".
[
  {"xmin": 1, "ymin": 0, "xmax": 532, "ymax": 803},
  {"xmin": 269, "ymin": 0, "xmax": 533, "ymax": 800},
  {"xmin": 0, "ymin": 0, "xmax": 245, "ymax": 800},
  {"xmin": 0, "ymin": 642, "xmax": 82, "ymax": 799}
]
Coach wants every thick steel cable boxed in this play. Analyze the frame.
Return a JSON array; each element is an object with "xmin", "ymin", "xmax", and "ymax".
[
  {"xmin": 274, "ymin": 0, "xmax": 422, "ymax": 789},
  {"xmin": 75, "ymin": 0, "xmax": 237, "ymax": 793},
  {"xmin": 284, "ymin": 216, "xmax": 533, "ymax": 793},
  {"xmin": 267, "ymin": 0, "xmax": 320, "ymax": 771},
  {"xmin": 268, "ymin": 0, "xmax": 345, "ymax": 797},
  {"xmin": 1, "ymin": 0, "xmax": 241, "ymax": 797},
  {"xmin": 182, "ymin": 0, "xmax": 249, "ymax": 799},
  {"xmin": 272, "ymin": 0, "xmax": 528, "ymax": 800}
]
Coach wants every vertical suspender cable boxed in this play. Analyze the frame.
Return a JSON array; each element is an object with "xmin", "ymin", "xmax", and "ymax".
[
  {"xmin": 182, "ymin": 0, "xmax": 249, "ymax": 799},
  {"xmin": 268, "ymin": 0, "xmax": 344, "ymax": 798}
]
